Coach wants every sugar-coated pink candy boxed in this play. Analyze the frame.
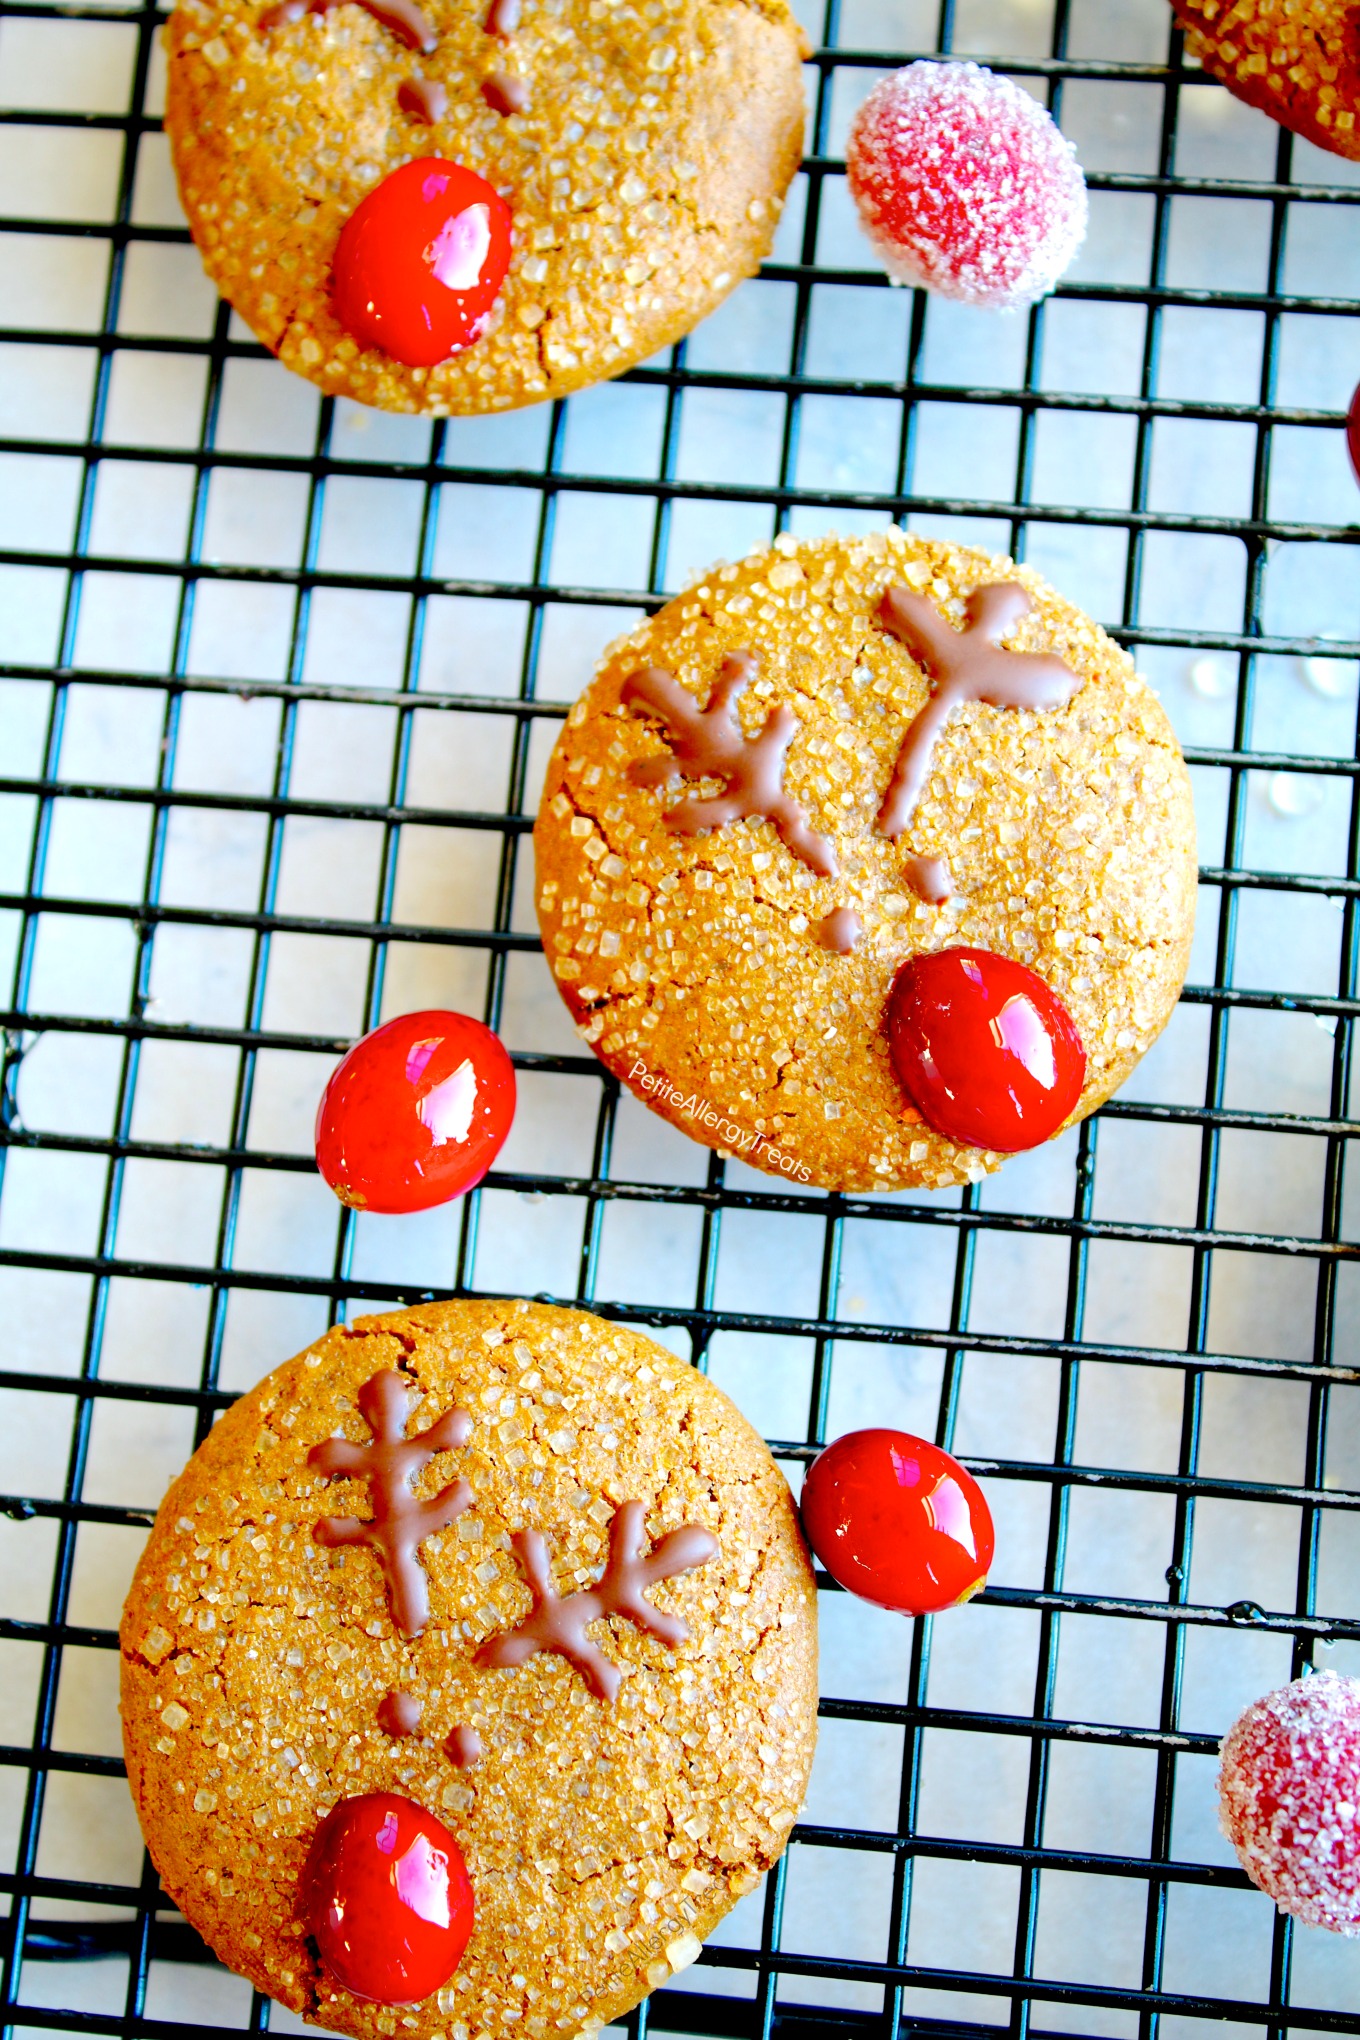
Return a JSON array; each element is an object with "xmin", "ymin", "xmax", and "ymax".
[
  {"xmin": 1219, "ymin": 1670, "xmax": 1360, "ymax": 1935},
  {"xmin": 846, "ymin": 60, "xmax": 1087, "ymax": 310}
]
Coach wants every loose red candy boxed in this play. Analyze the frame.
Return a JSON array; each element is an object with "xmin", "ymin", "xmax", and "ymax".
[
  {"xmin": 1219, "ymin": 1671, "xmax": 1360, "ymax": 1934},
  {"xmin": 332, "ymin": 158, "xmax": 512, "ymax": 368},
  {"xmin": 1348, "ymin": 380, "xmax": 1359, "ymax": 490},
  {"xmin": 800, "ymin": 1429, "xmax": 993, "ymax": 1616},
  {"xmin": 846, "ymin": 60, "xmax": 1087, "ymax": 309},
  {"xmin": 887, "ymin": 946, "xmax": 1085, "ymax": 1153},
  {"xmin": 315, "ymin": 1008, "xmax": 515, "ymax": 1214},
  {"xmin": 301, "ymin": 1792, "xmax": 474, "ymax": 2002}
]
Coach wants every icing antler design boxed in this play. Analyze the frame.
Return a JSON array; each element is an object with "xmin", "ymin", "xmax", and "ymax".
[
  {"xmin": 876, "ymin": 583, "xmax": 1081, "ymax": 839},
  {"xmin": 624, "ymin": 652, "xmax": 838, "ymax": 878},
  {"xmin": 398, "ymin": 75, "xmax": 448, "ymax": 120},
  {"xmin": 481, "ymin": 0, "xmax": 528, "ymax": 114},
  {"xmin": 309, "ymin": 1369, "xmax": 473, "ymax": 1638},
  {"xmin": 475, "ymin": 1500, "xmax": 718, "ymax": 1702}
]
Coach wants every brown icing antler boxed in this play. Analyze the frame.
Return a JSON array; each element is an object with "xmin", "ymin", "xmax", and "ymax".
[
  {"xmin": 482, "ymin": 69, "xmax": 528, "ymax": 113},
  {"xmin": 474, "ymin": 1500, "xmax": 717, "ymax": 1702},
  {"xmin": 903, "ymin": 853, "xmax": 954, "ymax": 905},
  {"xmin": 876, "ymin": 583, "xmax": 1081, "ymax": 839},
  {"xmin": 309, "ymin": 1369, "xmax": 473, "ymax": 1638},
  {"xmin": 398, "ymin": 75, "xmax": 448, "ymax": 121},
  {"xmin": 624, "ymin": 653, "xmax": 838, "ymax": 878}
]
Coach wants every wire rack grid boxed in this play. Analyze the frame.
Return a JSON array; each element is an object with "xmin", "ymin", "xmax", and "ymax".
[{"xmin": 2, "ymin": 0, "xmax": 1360, "ymax": 2037}]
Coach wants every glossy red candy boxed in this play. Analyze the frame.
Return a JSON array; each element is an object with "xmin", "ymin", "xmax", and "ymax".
[
  {"xmin": 301, "ymin": 1792, "xmax": 474, "ymax": 2003},
  {"xmin": 332, "ymin": 158, "xmax": 512, "ymax": 368},
  {"xmin": 1348, "ymin": 379, "xmax": 1360, "ymax": 490},
  {"xmin": 315, "ymin": 1008, "xmax": 515, "ymax": 1213},
  {"xmin": 800, "ymin": 1428, "xmax": 994, "ymax": 1615},
  {"xmin": 887, "ymin": 946, "xmax": 1085, "ymax": 1153}
]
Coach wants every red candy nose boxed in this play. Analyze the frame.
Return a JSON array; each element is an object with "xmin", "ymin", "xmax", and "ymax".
[
  {"xmin": 332, "ymin": 158, "xmax": 512, "ymax": 368},
  {"xmin": 887, "ymin": 945, "xmax": 1085, "ymax": 1153},
  {"xmin": 301, "ymin": 1793, "xmax": 474, "ymax": 2003}
]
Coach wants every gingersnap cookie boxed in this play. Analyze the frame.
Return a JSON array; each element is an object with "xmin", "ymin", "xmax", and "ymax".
[
  {"xmin": 533, "ymin": 530, "xmax": 1196, "ymax": 1194},
  {"xmin": 162, "ymin": 0, "xmax": 806, "ymax": 414},
  {"xmin": 120, "ymin": 1297, "xmax": 817, "ymax": 2038},
  {"xmin": 1168, "ymin": 1, "xmax": 1359, "ymax": 161}
]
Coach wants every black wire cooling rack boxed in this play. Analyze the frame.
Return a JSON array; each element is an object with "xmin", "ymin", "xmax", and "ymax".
[{"xmin": 3, "ymin": 0, "xmax": 1360, "ymax": 2035}]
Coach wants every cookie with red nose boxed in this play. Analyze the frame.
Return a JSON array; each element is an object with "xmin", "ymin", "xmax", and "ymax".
[
  {"xmin": 533, "ymin": 529, "xmax": 1197, "ymax": 1194},
  {"xmin": 120, "ymin": 1297, "xmax": 818, "ymax": 2039},
  {"xmin": 162, "ymin": 0, "xmax": 806, "ymax": 413}
]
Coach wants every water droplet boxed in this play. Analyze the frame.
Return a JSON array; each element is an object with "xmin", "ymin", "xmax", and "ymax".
[
  {"xmin": 1187, "ymin": 655, "xmax": 1234, "ymax": 698},
  {"xmin": 1267, "ymin": 771, "xmax": 1323, "ymax": 818},
  {"xmin": 1297, "ymin": 640, "xmax": 1355, "ymax": 698}
]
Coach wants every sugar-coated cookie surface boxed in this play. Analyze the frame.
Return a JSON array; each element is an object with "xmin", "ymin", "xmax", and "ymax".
[
  {"xmin": 533, "ymin": 532, "xmax": 1197, "ymax": 1194},
  {"xmin": 1168, "ymin": 0, "xmax": 1359, "ymax": 160},
  {"xmin": 163, "ymin": 0, "xmax": 806, "ymax": 412},
  {"xmin": 120, "ymin": 1298, "xmax": 818, "ymax": 2038}
]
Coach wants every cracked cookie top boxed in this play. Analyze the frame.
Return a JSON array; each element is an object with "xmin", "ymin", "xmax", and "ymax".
[
  {"xmin": 532, "ymin": 529, "xmax": 1197, "ymax": 1194},
  {"xmin": 162, "ymin": 0, "xmax": 806, "ymax": 412},
  {"xmin": 119, "ymin": 1297, "xmax": 817, "ymax": 2040}
]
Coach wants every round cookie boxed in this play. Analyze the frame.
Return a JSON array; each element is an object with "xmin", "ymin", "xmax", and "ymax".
[
  {"xmin": 120, "ymin": 1298, "xmax": 818, "ymax": 2038},
  {"xmin": 533, "ymin": 530, "xmax": 1197, "ymax": 1195},
  {"xmin": 162, "ymin": 0, "xmax": 806, "ymax": 413},
  {"xmin": 1168, "ymin": 1, "xmax": 1359, "ymax": 161}
]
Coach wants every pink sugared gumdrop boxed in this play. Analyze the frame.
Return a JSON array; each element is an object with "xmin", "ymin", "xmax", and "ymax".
[
  {"xmin": 1219, "ymin": 1670, "xmax": 1360, "ymax": 1935},
  {"xmin": 846, "ymin": 60, "xmax": 1087, "ymax": 311}
]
